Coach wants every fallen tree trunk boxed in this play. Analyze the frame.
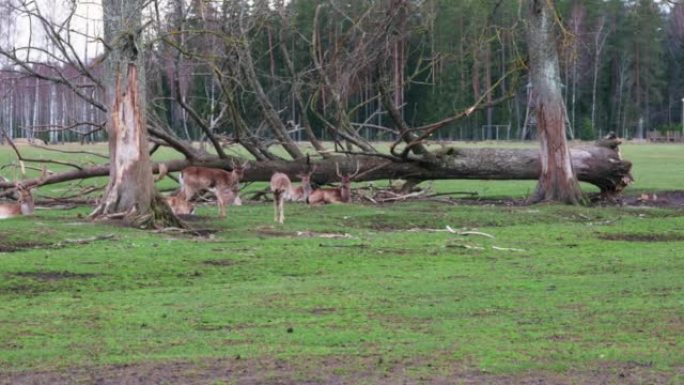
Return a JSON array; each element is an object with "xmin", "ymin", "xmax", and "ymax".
[{"xmin": 0, "ymin": 139, "xmax": 632, "ymax": 197}]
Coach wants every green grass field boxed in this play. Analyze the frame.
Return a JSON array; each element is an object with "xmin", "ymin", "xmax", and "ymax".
[{"xmin": 0, "ymin": 142, "xmax": 683, "ymax": 384}]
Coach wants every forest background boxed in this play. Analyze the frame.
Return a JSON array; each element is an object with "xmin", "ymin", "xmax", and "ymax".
[{"xmin": 1, "ymin": 0, "xmax": 682, "ymax": 145}]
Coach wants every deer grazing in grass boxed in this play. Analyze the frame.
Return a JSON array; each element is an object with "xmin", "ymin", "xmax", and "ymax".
[
  {"xmin": 307, "ymin": 162, "xmax": 360, "ymax": 205},
  {"xmin": 270, "ymin": 167, "xmax": 315, "ymax": 224},
  {"xmin": 179, "ymin": 161, "xmax": 249, "ymax": 217},
  {"xmin": 0, "ymin": 183, "xmax": 35, "ymax": 219}
]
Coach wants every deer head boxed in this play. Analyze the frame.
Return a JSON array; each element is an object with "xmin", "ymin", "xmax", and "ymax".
[
  {"xmin": 0, "ymin": 182, "xmax": 35, "ymax": 219},
  {"xmin": 230, "ymin": 160, "xmax": 250, "ymax": 181},
  {"xmin": 335, "ymin": 161, "xmax": 360, "ymax": 202}
]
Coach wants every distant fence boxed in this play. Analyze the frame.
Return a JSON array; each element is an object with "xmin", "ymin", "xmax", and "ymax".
[{"xmin": 647, "ymin": 131, "xmax": 684, "ymax": 143}]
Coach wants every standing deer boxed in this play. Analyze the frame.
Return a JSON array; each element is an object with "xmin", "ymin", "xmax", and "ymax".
[
  {"xmin": 307, "ymin": 162, "xmax": 360, "ymax": 205},
  {"xmin": 179, "ymin": 161, "xmax": 249, "ymax": 217},
  {"xmin": 270, "ymin": 167, "xmax": 315, "ymax": 224},
  {"xmin": 0, "ymin": 183, "xmax": 35, "ymax": 219}
]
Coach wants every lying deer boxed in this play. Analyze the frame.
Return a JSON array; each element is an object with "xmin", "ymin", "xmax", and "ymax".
[
  {"xmin": 307, "ymin": 162, "xmax": 359, "ymax": 205},
  {"xmin": 164, "ymin": 191, "xmax": 195, "ymax": 216},
  {"xmin": 179, "ymin": 161, "xmax": 249, "ymax": 217},
  {"xmin": 270, "ymin": 168, "xmax": 315, "ymax": 224},
  {"xmin": 0, "ymin": 184, "xmax": 35, "ymax": 219}
]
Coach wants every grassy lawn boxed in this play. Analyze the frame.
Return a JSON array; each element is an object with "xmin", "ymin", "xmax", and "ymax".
[{"xmin": 0, "ymin": 141, "xmax": 683, "ymax": 384}]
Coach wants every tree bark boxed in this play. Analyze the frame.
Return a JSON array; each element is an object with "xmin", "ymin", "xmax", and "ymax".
[
  {"xmin": 525, "ymin": 0, "xmax": 584, "ymax": 204},
  {"xmin": 92, "ymin": 0, "xmax": 182, "ymax": 228},
  {"xmin": 8, "ymin": 141, "xmax": 632, "ymax": 198}
]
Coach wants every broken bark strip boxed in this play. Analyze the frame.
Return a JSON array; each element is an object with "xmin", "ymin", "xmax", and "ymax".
[
  {"xmin": 90, "ymin": 63, "xmax": 155, "ymax": 219},
  {"xmin": 525, "ymin": 0, "xmax": 583, "ymax": 204},
  {"xmin": 1, "ymin": 140, "xmax": 632, "ymax": 196}
]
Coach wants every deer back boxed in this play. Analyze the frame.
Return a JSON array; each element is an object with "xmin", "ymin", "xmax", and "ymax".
[
  {"xmin": 181, "ymin": 167, "xmax": 235, "ymax": 195},
  {"xmin": 0, "ymin": 202, "xmax": 22, "ymax": 218},
  {"xmin": 308, "ymin": 187, "xmax": 344, "ymax": 204}
]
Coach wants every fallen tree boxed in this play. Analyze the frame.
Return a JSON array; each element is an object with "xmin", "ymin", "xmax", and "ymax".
[{"xmin": 1, "ymin": 137, "xmax": 632, "ymax": 199}]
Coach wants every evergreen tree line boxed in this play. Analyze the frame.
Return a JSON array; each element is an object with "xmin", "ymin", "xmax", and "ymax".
[{"xmin": 1, "ymin": 0, "xmax": 683, "ymax": 143}]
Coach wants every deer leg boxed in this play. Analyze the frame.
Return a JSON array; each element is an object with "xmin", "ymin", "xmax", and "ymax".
[
  {"xmin": 273, "ymin": 191, "xmax": 280, "ymax": 222},
  {"xmin": 218, "ymin": 200, "xmax": 226, "ymax": 217},
  {"xmin": 181, "ymin": 186, "xmax": 194, "ymax": 202},
  {"xmin": 278, "ymin": 196, "xmax": 285, "ymax": 224},
  {"xmin": 213, "ymin": 189, "xmax": 226, "ymax": 218}
]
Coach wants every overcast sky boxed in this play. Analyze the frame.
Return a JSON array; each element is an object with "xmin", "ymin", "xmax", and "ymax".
[{"xmin": 6, "ymin": 0, "xmax": 103, "ymax": 63}]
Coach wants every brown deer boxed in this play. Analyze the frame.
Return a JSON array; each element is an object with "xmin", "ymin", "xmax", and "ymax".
[
  {"xmin": 270, "ymin": 168, "xmax": 315, "ymax": 224},
  {"xmin": 180, "ymin": 161, "xmax": 249, "ymax": 217},
  {"xmin": 0, "ymin": 183, "xmax": 35, "ymax": 219},
  {"xmin": 307, "ymin": 162, "xmax": 359, "ymax": 205},
  {"xmin": 164, "ymin": 191, "xmax": 195, "ymax": 216}
]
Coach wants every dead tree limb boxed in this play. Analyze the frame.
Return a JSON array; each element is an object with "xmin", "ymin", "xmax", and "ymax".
[{"xmin": 1, "ymin": 140, "xmax": 632, "ymax": 198}]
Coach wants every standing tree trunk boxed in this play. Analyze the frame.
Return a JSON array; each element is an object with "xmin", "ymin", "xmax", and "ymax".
[
  {"xmin": 525, "ymin": 0, "xmax": 583, "ymax": 204},
  {"xmin": 91, "ymin": 0, "xmax": 181, "ymax": 228}
]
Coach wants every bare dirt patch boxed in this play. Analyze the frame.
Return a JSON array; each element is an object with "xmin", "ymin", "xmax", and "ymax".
[
  {"xmin": 621, "ymin": 191, "xmax": 684, "ymax": 208},
  {"xmin": 0, "ymin": 240, "xmax": 52, "ymax": 253},
  {"xmin": 202, "ymin": 258, "xmax": 238, "ymax": 267},
  {"xmin": 10, "ymin": 271, "xmax": 96, "ymax": 281},
  {"xmin": 361, "ymin": 189, "xmax": 684, "ymax": 211},
  {"xmin": 1, "ymin": 357, "xmax": 681, "ymax": 385},
  {"xmin": 598, "ymin": 232, "xmax": 684, "ymax": 242},
  {"xmin": 2, "ymin": 270, "xmax": 97, "ymax": 295}
]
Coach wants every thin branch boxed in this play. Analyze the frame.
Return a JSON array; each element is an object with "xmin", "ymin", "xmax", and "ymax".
[
  {"xmin": 172, "ymin": 64, "xmax": 228, "ymax": 159},
  {"xmin": 28, "ymin": 143, "xmax": 109, "ymax": 160},
  {"xmin": 1, "ymin": 129, "xmax": 84, "ymax": 170}
]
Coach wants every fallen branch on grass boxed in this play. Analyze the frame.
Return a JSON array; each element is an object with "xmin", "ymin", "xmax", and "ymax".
[
  {"xmin": 492, "ymin": 246, "xmax": 526, "ymax": 252},
  {"xmin": 446, "ymin": 226, "xmax": 495, "ymax": 238},
  {"xmin": 373, "ymin": 190, "xmax": 429, "ymax": 202}
]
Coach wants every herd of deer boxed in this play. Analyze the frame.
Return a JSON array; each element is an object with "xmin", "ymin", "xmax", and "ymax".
[
  {"xmin": 0, "ymin": 161, "xmax": 360, "ymax": 222},
  {"xmin": 165, "ymin": 161, "xmax": 360, "ymax": 224},
  {"xmin": 164, "ymin": 162, "xmax": 249, "ymax": 217}
]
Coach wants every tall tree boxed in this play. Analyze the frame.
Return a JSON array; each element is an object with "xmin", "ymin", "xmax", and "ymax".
[
  {"xmin": 90, "ymin": 0, "xmax": 181, "ymax": 227},
  {"xmin": 525, "ymin": 0, "xmax": 583, "ymax": 204},
  {"xmin": 625, "ymin": 0, "xmax": 665, "ymax": 138}
]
